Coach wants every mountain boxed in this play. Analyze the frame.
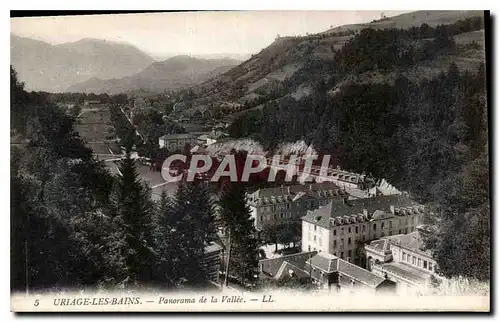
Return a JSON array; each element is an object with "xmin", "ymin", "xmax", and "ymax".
[
  {"xmin": 186, "ymin": 10, "xmax": 485, "ymax": 116},
  {"xmin": 10, "ymin": 36, "xmax": 154, "ymax": 92},
  {"xmin": 66, "ymin": 55, "xmax": 241, "ymax": 94}
]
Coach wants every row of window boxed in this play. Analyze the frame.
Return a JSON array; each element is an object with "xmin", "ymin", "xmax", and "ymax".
[
  {"xmin": 402, "ymin": 252, "xmax": 435, "ymax": 272},
  {"xmin": 332, "ymin": 217, "xmax": 418, "ymax": 236},
  {"xmin": 259, "ymin": 212, "xmax": 295, "ymax": 222},
  {"xmin": 258, "ymin": 198, "xmax": 332, "ymax": 213}
]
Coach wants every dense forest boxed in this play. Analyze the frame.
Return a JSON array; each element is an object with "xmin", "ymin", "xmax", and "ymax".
[
  {"xmin": 10, "ymin": 67, "xmax": 260, "ymax": 292},
  {"xmin": 229, "ymin": 26, "xmax": 489, "ymax": 280}
]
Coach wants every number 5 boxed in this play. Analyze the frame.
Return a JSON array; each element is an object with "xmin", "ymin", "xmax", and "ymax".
[{"xmin": 34, "ymin": 299, "xmax": 39, "ymax": 307}]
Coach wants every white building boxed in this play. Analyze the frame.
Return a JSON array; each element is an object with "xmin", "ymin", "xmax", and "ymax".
[
  {"xmin": 301, "ymin": 194, "xmax": 425, "ymax": 265},
  {"xmin": 364, "ymin": 226, "xmax": 442, "ymax": 295},
  {"xmin": 247, "ymin": 182, "xmax": 348, "ymax": 231}
]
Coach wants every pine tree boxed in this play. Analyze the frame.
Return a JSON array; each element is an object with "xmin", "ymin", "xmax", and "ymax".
[
  {"xmin": 152, "ymin": 190, "xmax": 178, "ymax": 288},
  {"xmin": 107, "ymin": 153, "xmax": 156, "ymax": 287},
  {"xmin": 171, "ymin": 181, "xmax": 216, "ymax": 287},
  {"xmin": 218, "ymin": 183, "xmax": 259, "ymax": 287}
]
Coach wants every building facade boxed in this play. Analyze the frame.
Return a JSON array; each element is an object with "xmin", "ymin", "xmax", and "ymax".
[
  {"xmin": 301, "ymin": 194, "xmax": 425, "ymax": 265},
  {"xmin": 364, "ymin": 227, "xmax": 441, "ymax": 295},
  {"xmin": 247, "ymin": 182, "xmax": 348, "ymax": 231}
]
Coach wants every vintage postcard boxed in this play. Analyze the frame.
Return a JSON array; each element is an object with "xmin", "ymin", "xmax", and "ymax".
[{"xmin": 10, "ymin": 10, "xmax": 490, "ymax": 312}]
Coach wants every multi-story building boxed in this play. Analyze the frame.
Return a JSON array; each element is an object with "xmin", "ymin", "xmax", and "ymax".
[
  {"xmin": 364, "ymin": 226, "xmax": 442, "ymax": 295},
  {"xmin": 159, "ymin": 133, "xmax": 198, "ymax": 151},
  {"xmin": 158, "ymin": 132, "xmax": 211, "ymax": 151},
  {"xmin": 247, "ymin": 182, "xmax": 349, "ymax": 231},
  {"xmin": 301, "ymin": 194, "xmax": 425, "ymax": 265}
]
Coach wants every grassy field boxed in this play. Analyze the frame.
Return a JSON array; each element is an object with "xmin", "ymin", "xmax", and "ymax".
[{"xmin": 74, "ymin": 105, "xmax": 122, "ymax": 154}]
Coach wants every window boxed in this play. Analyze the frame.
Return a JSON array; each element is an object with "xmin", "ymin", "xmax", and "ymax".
[
  {"xmin": 309, "ymin": 224, "xmax": 313, "ymax": 231},
  {"xmin": 313, "ymin": 236, "xmax": 317, "ymax": 242},
  {"xmin": 399, "ymin": 229, "xmax": 402, "ymax": 234},
  {"xmin": 314, "ymin": 225, "xmax": 317, "ymax": 232},
  {"xmin": 341, "ymin": 228, "xmax": 344, "ymax": 235},
  {"xmin": 412, "ymin": 256, "xmax": 416, "ymax": 265},
  {"xmin": 260, "ymin": 216, "xmax": 263, "ymax": 222},
  {"xmin": 348, "ymin": 227, "xmax": 351, "ymax": 234},
  {"xmin": 308, "ymin": 245, "xmax": 311, "ymax": 251},
  {"xmin": 423, "ymin": 260, "xmax": 428, "ymax": 269},
  {"xmin": 333, "ymin": 240, "xmax": 337, "ymax": 248},
  {"xmin": 402, "ymin": 253, "xmax": 406, "ymax": 261},
  {"xmin": 340, "ymin": 252, "xmax": 344, "ymax": 259},
  {"xmin": 428, "ymin": 263, "xmax": 433, "ymax": 271},
  {"xmin": 334, "ymin": 229, "xmax": 337, "ymax": 236},
  {"xmin": 373, "ymin": 223, "xmax": 377, "ymax": 230},
  {"xmin": 348, "ymin": 250, "xmax": 352, "ymax": 258},
  {"xmin": 340, "ymin": 239, "xmax": 344, "ymax": 248},
  {"xmin": 362, "ymin": 225, "xmax": 366, "ymax": 232},
  {"xmin": 389, "ymin": 221, "xmax": 393, "ymax": 229},
  {"xmin": 418, "ymin": 258, "xmax": 422, "ymax": 267},
  {"xmin": 381, "ymin": 222, "xmax": 385, "ymax": 229},
  {"xmin": 348, "ymin": 237, "xmax": 352, "ymax": 245},
  {"xmin": 280, "ymin": 213, "xmax": 283, "ymax": 219},
  {"xmin": 411, "ymin": 227, "xmax": 415, "ymax": 232},
  {"xmin": 355, "ymin": 226, "xmax": 358, "ymax": 234}
]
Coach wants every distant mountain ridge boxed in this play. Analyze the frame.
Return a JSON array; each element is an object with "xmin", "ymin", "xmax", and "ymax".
[
  {"xmin": 187, "ymin": 10, "xmax": 485, "ymax": 113},
  {"xmin": 66, "ymin": 55, "xmax": 241, "ymax": 94},
  {"xmin": 11, "ymin": 35, "xmax": 155, "ymax": 92}
]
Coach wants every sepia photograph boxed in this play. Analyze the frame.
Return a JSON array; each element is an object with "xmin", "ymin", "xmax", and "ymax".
[{"xmin": 9, "ymin": 9, "xmax": 490, "ymax": 312}]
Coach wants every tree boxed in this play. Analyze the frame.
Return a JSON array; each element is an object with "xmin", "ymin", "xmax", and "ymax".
[
  {"xmin": 167, "ymin": 181, "xmax": 217, "ymax": 287},
  {"xmin": 106, "ymin": 153, "xmax": 156, "ymax": 287},
  {"xmin": 218, "ymin": 183, "xmax": 260, "ymax": 287}
]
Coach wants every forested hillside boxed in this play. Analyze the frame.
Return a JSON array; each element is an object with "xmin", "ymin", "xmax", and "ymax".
[
  {"xmin": 226, "ymin": 18, "xmax": 489, "ymax": 280},
  {"xmin": 11, "ymin": 67, "xmax": 259, "ymax": 291}
]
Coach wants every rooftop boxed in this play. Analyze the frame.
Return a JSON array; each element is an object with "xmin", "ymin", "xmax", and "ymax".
[
  {"xmin": 307, "ymin": 252, "xmax": 387, "ymax": 288},
  {"xmin": 381, "ymin": 261, "xmax": 432, "ymax": 285},
  {"xmin": 259, "ymin": 251, "xmax": 317, "ymax": 277},
  {"xmin": 387, "ymin": 230, "xmax": 432, "ymax": 257},
  {"xmin": 248, "ymin": 182, "xmax": 346, "ymax": 205},
  {"xmin": 302, "ymin": 194, "xmax": 424, "ymax": 229},
  {"xmin": 338, "ymin": 259, "xmax": 386, "ymax": 288}
]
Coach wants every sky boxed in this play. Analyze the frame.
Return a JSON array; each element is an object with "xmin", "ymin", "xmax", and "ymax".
[{"xmin": 11, "ymin": 11, "xmax": 412, "ymax": 57}]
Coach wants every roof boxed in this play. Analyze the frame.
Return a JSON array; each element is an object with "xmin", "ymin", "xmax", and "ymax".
[
  {"xmin": 306, "ymin": 252, "xmax": 387, "ymax": 288},
  {"xmin": 338, "ymin": 260, "xmax": 386, "ymax": 288},
  {"xmin": 365, "ymin": 239, "xmax": 389, "ymax": 254},
  {"xmin": 381, "ymin": 261, "xmax": 431, "ymax": 285},
  {"xmin": 259, "ymin": 251, "xmax": 317, "ymax": 277},
  {"xmin": 308, "ymin": 252, "xmax": 339, "ymax": 273},
  {"xmin": 248, "ymin": 182, "xmax": 346, "ymax": 206},
  {"xmin": 302, "ymin": 194, "xmax": 423, "ymax": 229},
  {"xmin": 275, "ymin": 261, "xmax": 311, "ymax": 280},
  {"xmin": 386, "ymin": 231, "xmax": 432, "ymax": 256}
]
